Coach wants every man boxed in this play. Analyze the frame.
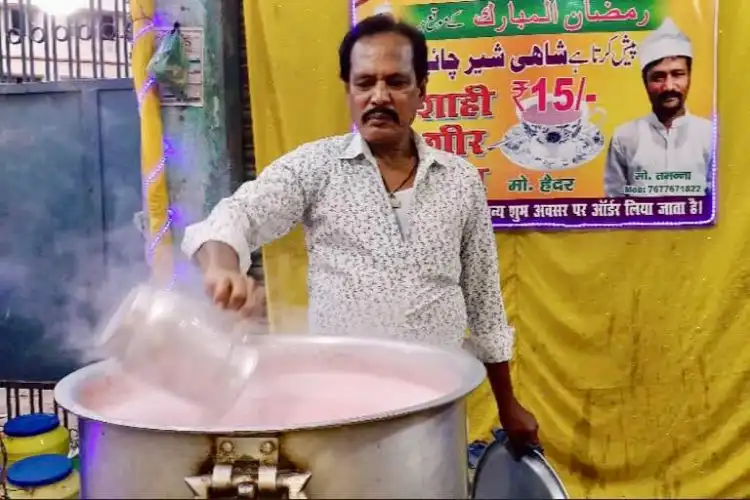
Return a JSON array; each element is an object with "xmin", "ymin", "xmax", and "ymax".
[
  {"xmin": 604, "ymin": 18, "xmax": 713, "ymax": 198},
  {"xmin": 182, "ymin": 14, "xmax": 538, "ymax": 453}
]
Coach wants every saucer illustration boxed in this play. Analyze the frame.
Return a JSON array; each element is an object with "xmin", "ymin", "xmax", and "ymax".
[{"xmin": 489, "ymin": 122, "xmax": 605, "ymax": 171}]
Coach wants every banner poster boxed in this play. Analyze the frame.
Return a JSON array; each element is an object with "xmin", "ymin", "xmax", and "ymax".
[{"xmin": 354, "ymin": 0, "xmax": 719, "ymax": 230}]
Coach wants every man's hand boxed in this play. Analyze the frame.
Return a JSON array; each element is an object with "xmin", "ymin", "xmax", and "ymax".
[
  {"xmin": 498, "ymin": 397, "xmax": 540, "ymax": 459},
  {"xmin": 203, "ymin": 267, "xmax": 265, "ymax": 318}
]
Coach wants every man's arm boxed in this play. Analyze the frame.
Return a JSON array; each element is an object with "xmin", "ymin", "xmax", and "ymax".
[
  {"xmin": 181, "ymin": 154, "xmax": 309, "ymax": 273},
  {"xmin": 459, "ymin": 172, "xmax": 515, "ymax": 410},
  {"xmin": 603, "ymin": 134, "xmax": 628, "ymax": 198}
]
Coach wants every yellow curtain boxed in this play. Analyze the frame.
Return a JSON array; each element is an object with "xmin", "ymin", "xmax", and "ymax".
[
  {"xmin": 245, "ymin": 1, "xmax": 749, "ymax": 497},
  {"xmin": 244, "ymin": 0, "xmax": 350, "ymax": 323}
]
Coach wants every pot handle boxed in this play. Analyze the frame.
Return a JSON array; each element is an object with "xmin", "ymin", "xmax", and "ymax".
[{"xmin": 491, "ymin": 428, "xmax": 545, "ymax": 458}]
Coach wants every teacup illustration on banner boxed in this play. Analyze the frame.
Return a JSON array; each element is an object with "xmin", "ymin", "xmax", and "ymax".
[{"xmin": 489, "ymin": 95, "xmax": 606, "ymax": 171}]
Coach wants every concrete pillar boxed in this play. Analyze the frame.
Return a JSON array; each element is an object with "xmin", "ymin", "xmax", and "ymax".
[{"xmin": 155, "ymin": 0, "xmax": 245, "ymax": 253}]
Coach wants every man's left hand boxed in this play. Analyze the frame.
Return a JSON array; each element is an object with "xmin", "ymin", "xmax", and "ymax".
[{"xmin": 498, "ymin": 397, "xmax": 540, "ymax": 459}]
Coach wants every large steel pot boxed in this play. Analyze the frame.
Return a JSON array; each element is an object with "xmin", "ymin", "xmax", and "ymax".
[{"xmin": 54, "ymin": 335, "xmax": 486, "ymax": 499}]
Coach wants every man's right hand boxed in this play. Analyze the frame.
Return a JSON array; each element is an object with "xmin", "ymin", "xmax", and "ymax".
[{"xmin": 203, "ymin": 267, "xmax": 264, "ymax": 318}]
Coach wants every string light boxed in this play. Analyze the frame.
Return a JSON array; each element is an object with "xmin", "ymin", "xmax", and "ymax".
[{"xmin": 132, "ymin": 16, "xmax": 178, "ymax": 282}]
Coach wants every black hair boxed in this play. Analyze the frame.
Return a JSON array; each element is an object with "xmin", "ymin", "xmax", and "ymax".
[
  {"xmin": 338, "ymin": 14, "xmax": 429, "ymax": 85},
  {"xmin": 641, "ymin": 56, "xmax": 692, "ymax": 84}
]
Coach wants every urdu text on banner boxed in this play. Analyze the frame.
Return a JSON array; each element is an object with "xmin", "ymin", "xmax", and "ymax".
[{"xmin": 355, "ymin": 0, "xmax": 719, "ymax": 230}]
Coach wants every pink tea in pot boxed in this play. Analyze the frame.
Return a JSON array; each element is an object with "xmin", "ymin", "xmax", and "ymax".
[{"xmin": 79, "ymin": 341, "xmax": 460, "ymax": 429}]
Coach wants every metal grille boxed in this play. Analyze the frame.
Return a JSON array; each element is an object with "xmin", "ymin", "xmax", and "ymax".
[
  {"xmin": 0, "ymin": 380, "xmax": 75, "ymax": 431},
  {"xmin": 238, "ymin": 5, "xmax": 264, "ymax": 279},
  {"xmin": 239, "ymin": 9, "xmax": 254, "ymax": 181},
  {"xmin": 0, "ymin": 0, "xmax": 132, "ymax": 83}
]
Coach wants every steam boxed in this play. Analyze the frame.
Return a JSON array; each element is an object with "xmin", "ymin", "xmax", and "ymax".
[
  {"xmin": 0, "ymin": 182, "xmax": 197, "ymax": 379},
  {"xmin": 0, "ymin": 175, "xmax": 315, "ymax": 382},
  {"xmin": 44, "ymin": 222, "xmax": 153, "ymax": 365}
]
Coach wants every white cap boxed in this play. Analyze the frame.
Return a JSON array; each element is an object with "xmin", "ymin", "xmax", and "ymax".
[
  {"xmin": 374, "ymin": 1, "xmax": 393, "ymax": 15},
  {"xmin": 639, "ymin": 18, "xmax": 693, "ymax": 70}
]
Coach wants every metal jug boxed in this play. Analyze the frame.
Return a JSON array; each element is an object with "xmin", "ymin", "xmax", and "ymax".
[{"xmin": 94, "ymin": 284, "xmax": 260, "ymax": 416}]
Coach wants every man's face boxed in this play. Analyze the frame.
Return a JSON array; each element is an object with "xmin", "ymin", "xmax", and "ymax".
[
  {"xmin": 644, "ymin": 56, "xmax": 691, "ymax": 114},
  {"xmin": 346, "ymin": 32, "xmax": 425, "ymax": 146}
]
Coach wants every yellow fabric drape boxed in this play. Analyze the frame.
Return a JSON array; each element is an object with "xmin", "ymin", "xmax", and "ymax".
[
  {"xmin": 131, "ymin": 0, "xmax": 173, "ymax": 281},
  {"xmin": 245, "ymin": 1, "xmax": 749, "ymax": 496},
  {"xmin": 244, "ymin": 0, "xmax": 350, "ymax": 324}
]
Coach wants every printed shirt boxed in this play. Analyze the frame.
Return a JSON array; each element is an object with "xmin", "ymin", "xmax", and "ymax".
[
  {"xmin": 391, "ymin": 187, "xmax": 415, "ymax": 239},
  {"xmin": 603, "ymin": 113, "xmax": 713, "ymax": 197},
  {"xmin": 181, "ymin": 132, "xmax": 514, "ymax": 363}
]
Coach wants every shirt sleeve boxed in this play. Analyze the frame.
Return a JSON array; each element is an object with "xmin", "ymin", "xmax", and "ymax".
[
  {"xmin": 460, "ymin": 172, "xmax": 514, "ymax": 364},
  {"xmin": 603, "ymin": 134, "xmax": 628, "ymax": 197},
  {"xmin": 181, "ymin": 155, "xmax": 307, "ymax": 273}
]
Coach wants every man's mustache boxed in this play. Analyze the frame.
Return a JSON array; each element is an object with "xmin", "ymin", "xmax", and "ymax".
[
  {"xmin": 658, "ymin": 90, "xmax": 682, "ymax": 102},
  {"xmin": 363, "ymin": 107, "xmax": 400, "ymax": 124}
]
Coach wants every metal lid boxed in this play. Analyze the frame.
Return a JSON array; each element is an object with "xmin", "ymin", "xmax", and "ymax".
[
  {"xmin": 6, "ymin": 454, "xmax": 73, "ymax": 487},
  {"xmin": 472, "ymin": 430, "xmax": 569, "ymax": 499},
  {"xmin": 3, "ymin": 413, "xmax": 60, "ymax": 437}
]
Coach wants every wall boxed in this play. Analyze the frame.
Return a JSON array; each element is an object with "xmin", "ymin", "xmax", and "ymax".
[{"xmin": 245, "ymin": 0, "xmax": 749, "ymax": 497}]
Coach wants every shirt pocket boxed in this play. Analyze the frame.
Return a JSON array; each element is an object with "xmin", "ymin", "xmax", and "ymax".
[{"xmin": 408, "ymin": 188, "xmax": 465, "ymax": 279}]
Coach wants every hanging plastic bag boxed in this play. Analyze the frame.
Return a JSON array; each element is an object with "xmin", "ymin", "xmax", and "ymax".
[{"xmin": 147, "ymin": 22, "xmax": 189, "ymax": 100}]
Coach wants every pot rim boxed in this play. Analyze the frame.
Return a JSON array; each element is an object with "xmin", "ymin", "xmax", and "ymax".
[{"xmin": 54, "ymin": 334, "xmax": 487, "ymax": 434}]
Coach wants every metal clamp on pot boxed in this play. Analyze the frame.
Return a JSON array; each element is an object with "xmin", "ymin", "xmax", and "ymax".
[{"xmin": 184, "ymin": 437, "xmax": 311, "ymax": 499}]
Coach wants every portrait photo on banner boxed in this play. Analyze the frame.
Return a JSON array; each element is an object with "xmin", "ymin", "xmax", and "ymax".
[{"xmin": 354, "ymin": 0, "xmax": 719, "ymax": 230}]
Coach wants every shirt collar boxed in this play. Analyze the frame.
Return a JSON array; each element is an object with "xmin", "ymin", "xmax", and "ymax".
[
  {"xmin": 338, "ymin": 131, "xmax": 439, "ymax": 170},
  {"xmin": 647, "ymin": 110, "xmax": 693, "ymax": 130}
]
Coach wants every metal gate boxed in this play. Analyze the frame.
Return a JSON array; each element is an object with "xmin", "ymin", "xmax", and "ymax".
[
  {"xmin": 0, "ymin": 0, "xmax": 132, "ymax": 82},
  {"xmin": 0, "ymin": 0, "xmax": 144, "ymax": 381}
]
